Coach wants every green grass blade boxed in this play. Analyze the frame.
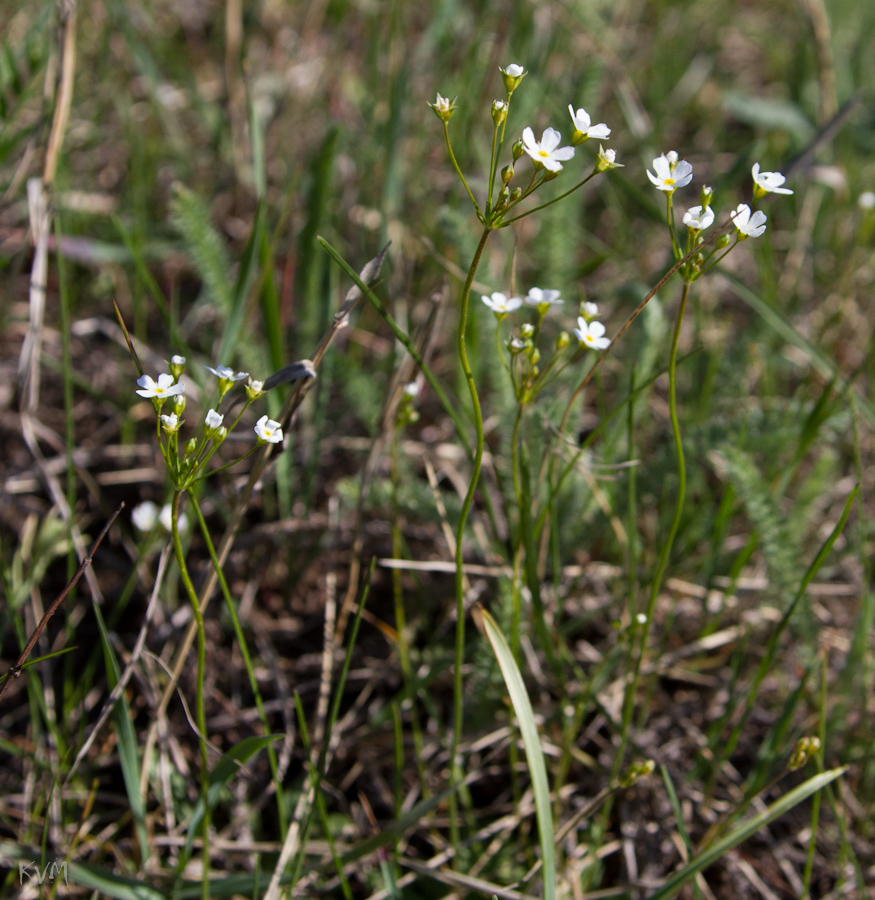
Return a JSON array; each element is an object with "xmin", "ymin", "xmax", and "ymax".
[
  {"xmin": 480, "ymin": 608, "xmax": 555, "ymax": 900},
  {"xmin": 647, "ymin": 768, "xmax": 846, "ymax": 900}
]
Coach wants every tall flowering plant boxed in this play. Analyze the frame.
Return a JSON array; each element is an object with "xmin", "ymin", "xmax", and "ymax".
[
  {"xmin": 131, "ymin": 355, "xmax": 284, "ymax": 898},
  {"xmin": 430, "ymin": 63, "xmax": 621, "ymax": 850}
]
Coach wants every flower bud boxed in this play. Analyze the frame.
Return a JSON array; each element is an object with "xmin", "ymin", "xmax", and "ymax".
[
  {"xmin": 529, "ymin": 347, "xmax": 541, "ymax": 364},
  {"xmin": 700, "ymin": 185, "xmax": 714, "ymax": 208},
  {"xmin": 246, "ymin": 378, "xmax": 265, "ymax": 402},
  {"xmin": 160, "ymin": 413, "xmax": 181, "ymax": 434},
  {"xmin": 510, "ymin": 187, "xmax": 522, "ymax": 203},
  {"xmin": 511, "ymin": 138, "xmax": 524, "ymax": 161},
  {"xmin": 717, "ymin": 234, "xmax": 732, "ymax": 249},
  {"xmin": 509, "ymin": 337, "xmax": 528, "ymax": 354},
  {"xmin": 501, "ymin": 164, "xmax": 514, "ymax": 184},
  {"xmin": 169, "ymin": 355, "xmax": 186, "ymax": 379},
  {"xmin": 788, "ymin": 736, "xmax": 821, "ymax": 771},
  {"xmin": 184, "ymin": 437, "xmax": 198, "ymax": 457},
  {"xmin": 619, "ymin": 759, "xmax": 655, "ymax": 788},
  {"xmin": 520, "ymin": 323, "xmax": 534, "ymax": 338},
  {"xmin": 595, "ymin": 145, "xmax": 622, "ymax": 174},
  {"xmin": 556, "ymin": 331, "xmax": 571, "ymax": 350},
  {"xmin": 500, "ymin": 63, "xmax": 526, "ymax": 95},
  {"xmin": 172, "ymin": 394, "xmax": 186, "ymax": 415},
  {"xmin": 492, "ymin": 99, "xmax": 507, "ymax": 126},
  {"xmin": 428, "ymin": 93, "xmax": 456, "ymax": 123}
]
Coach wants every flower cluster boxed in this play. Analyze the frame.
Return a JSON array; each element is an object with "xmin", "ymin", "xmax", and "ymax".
[
  {"xmin": 133, "ymin": 356, "xmax": 283, "ymax": 497},
  {"xmin": 645, "ymin": 152, "xmax": 794, "ymax": 280},
  {"xmin": 430, "ymin": 63, "xmax": 620, "ymax": 228},
  {"xmin": 481, "ymin": 285, "xmax": 611, "ymax": 405}
]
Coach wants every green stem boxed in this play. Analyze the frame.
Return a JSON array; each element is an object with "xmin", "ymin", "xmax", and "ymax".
[
  {"xmin": 449, "ymin": 225, "xmax": 492, "ymax": 857},
  {"xmin": 443, "ymin": 122, "xmax": 482, "ymax": 219},
  {"xmin": 170, "ymin": 490, "xmax": 210, "ymax": 900},
  {"xmin": 612, "ymin": 282, "xmax": 690, "ymax": 791},
  {"xmin": 187, "ymin": 492, "xmax": 287, "ymax": 835},
  {"xmin": 499, "ymin": 171, "xmax": 597, "ymax": 226}
]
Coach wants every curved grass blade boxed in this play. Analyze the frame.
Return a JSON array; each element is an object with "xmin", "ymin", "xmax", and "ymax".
[
  {"xmin": 647, "ymin": 767, "xmax": 845, "ymax": 900},
  {"xmin": 479, "ymin": 607, "xmax": 555, "ymax": 900}
]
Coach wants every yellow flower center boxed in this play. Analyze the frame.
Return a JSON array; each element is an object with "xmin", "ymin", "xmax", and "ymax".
[
  {"xmin": 538, "ymin": 150, "xmax": 550, "ymax": 158},
  {"xmin": 665, "ymin": 178, "xmax": 675, "ymax": 186}
]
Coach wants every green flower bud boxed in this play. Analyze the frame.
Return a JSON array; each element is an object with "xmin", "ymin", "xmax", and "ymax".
[
  {"xmin": 183, "ymin": 437, "xmax": 198, "ymax": 457},
  {"xmin": 511, "ymin": 138, "xmax": 524, "ymax": 161},
  {"xmin": 510, "ymin": 187, "xmax": 522, "ymax": 203},
  {"xmin": 501, "ymin": 164, "xmax": 514, "ymax": 184},
  {"xmin": 556, "ymin": 331, "xmax": 571, "ymax": 350},
  {"xmin": 520, "ymin": 323, "xmax": 534, "ymax": 338},
  {"xmin": 717, "ymin": 234, "xmax": 732, "ymax": 249},
  {"xmin": 172, "ymin": 394, "xmax": 186, "ymax": 415},
  {"xmin": 499, "ymin": 63, "xmax": 526, "ymax": 95},
  {"xmin": 168, "ymin": 355, "xmax": 186, "ymax": 379},
  {"xmin": 700, "ymin": 185, "xmax": 714, "ymax": 208},
  {"xmin": 491, "ymin": 99, "xmax": 507, "ymax": 126}
]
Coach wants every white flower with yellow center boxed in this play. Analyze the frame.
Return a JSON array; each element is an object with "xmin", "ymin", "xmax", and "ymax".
[
  {"xmin": 731, "ymin": 204, "xmax": 767, "ymax": 239},
  {"xmin": 136, "ymin": 373, "xmax": 185, "ymax": 399},
  {"xmin": 521, "ymin": 127, "xmax": 575, "ymax": 173},
  {"xmin": 573, "ymin": 318, "xmax": 610, "ymax": 350},
  {"xmin": 482, "ymin": 292, "xmax": 522, "ymax": 313},
  {"xmin": 647, "ymin": 153, "xmax": 693, "ymax": 193},
  {"xmin": 682, "ymin": 205, "xmax": 715, "ymax": 231},
  {"xmin": 254, "ymin": 415, "xmax": 283, "ymax": 444}
]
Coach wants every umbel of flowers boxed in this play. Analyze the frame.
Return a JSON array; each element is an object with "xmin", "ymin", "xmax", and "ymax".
[{"xmin": 134, "ymin": 356, "xmax": 283, "ymax": 495}]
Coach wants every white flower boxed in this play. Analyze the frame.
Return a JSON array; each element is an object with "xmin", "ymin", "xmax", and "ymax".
[
  {"xmin": 170, "ymin": 355, "xmax": 186, "ymax": 366},
  {"xmin": 254, "ymin": 415, "xmax": 283, "ymax": 444},
  {"xmin": 573, "ymin": 318, "xmax": 610, "ymax": 349},
  {"xmin": 482, "ymin": 292, "xmax": 523, "ymax": 313},
  {"xmin": 159, "ymin": 504, "xmax": 187, "ymax": 533},
  {"xmin": 732, "ymin": 203, "xmax": 767, "ymax": 238},
  {"xmin": 521, "ymin": 127, "xmax": 575, "ymax": 173},
  {"xmin": 525, "ymin": 287, "xmax": 563, "ymax": 308},
  {"xmin": 205, "ymin": 408, "xmax": 224, "ymax": 430},
  {"xmin": 132, "ymin": 501, "xmax": 159, "ymax": 531},
  {"xmin": 647, "ymin": 153, "xmax": 693, "ymax": 193},
  {"xmin": 403, "ymin": 382, "xmax": 419, "ymax": 398},
  {"xmin": 581, "ymin": 301, "xmax": 599, "ymax": 318},
  {"xmin": 751, "ymin": 163, "xmax": 793, "ymax": 197},
  {"xmin": 249, "ymin": 379, "xmax": 264, "ymax": 392},
  {"xmin": 205, "ymin": 364, "xmax": 248, "ymax": 382},
  {"xmin": 859, "ymin": 191, "xmax": 875, "ymax": 210},
  {"xmin": 682, "ymin": 205, "xmax": 715, "ymax": 230},
  {"xmin": 160, "ymin": 413, "xmax": 179, "ymax": 432},
  {"xmin": 136, "ymin": 373, "xmax": 185, "ymax": 399},
  {"xmin": 503, "ymin": 64, "xmax": 525, "ymax": 78},
  {"xmin": 568, "ymin": 106, "xmax": 611, "ymax": 142}
]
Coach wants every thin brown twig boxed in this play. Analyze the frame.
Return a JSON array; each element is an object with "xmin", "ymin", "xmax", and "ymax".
[{"xmin": 0, "ymin": 502, "xmax": 124, "ymax": 702}]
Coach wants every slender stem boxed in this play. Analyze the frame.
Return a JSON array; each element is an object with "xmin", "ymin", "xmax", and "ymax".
[
  {"xmin": 171, "ymin": 490, "xmax": 210, "ymax": 900},
  {"xmin": 449, "ymin": 225, "xmax": 492, "ymax": 857},
  {"xmin": 499, "ymin": 171, "xmax": 598, "ymax": 226},
  {"xmin": 613, "ymin": 281, "xmax": 691, "ymax": 786},
  {"xmin": 443, "ymin": 122, "xmax": 482, "ymax": 219},
  {"xmin": 187, "ymin": 492, "xmax": 287, "ymax": 834}
]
